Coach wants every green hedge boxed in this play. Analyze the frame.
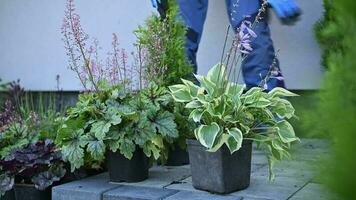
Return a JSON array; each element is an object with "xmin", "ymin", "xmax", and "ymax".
[{"xmin": 311, "ymin": 0, "xmax": 356, "ymax": 199}]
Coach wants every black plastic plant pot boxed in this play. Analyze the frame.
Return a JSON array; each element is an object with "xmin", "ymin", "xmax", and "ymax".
[
  {"xmin": 166, "ymin": 144, "xmax": 189, "ymax": 166},
  {"xmin": 0, "ymin": 189, "xmax": 15, "ymax": 200},
  {"xmin": 187, "ymin": 139, "xmax": 252, "ymax": 194},
  {"xmin": 107, "ymin": 149, "xmax": 149, "ymax": 183},
  {"xmin": 14, "ymin": 184, "xmax": 51, "ymax": 200}
]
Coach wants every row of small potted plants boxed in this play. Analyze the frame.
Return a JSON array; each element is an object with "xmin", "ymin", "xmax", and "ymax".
[{"xmin": 0, "ymin": 0, "xmax": 300, "ymax": 199}]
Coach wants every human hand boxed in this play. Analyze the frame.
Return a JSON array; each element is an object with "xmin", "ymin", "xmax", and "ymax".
[
  {"xmin": 150, "ymin": 0, "xmax": 168, "ymax": 19},
  {"xmin": 150, "ymin": 0, "xmax": 161, "ymax": 8},
  {"xmin": 267, "ymin": 0, "xmax": 301, "ymax": 19}
]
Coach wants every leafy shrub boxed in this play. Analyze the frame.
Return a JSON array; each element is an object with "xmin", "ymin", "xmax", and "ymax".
[
  {"xmin": 135, "ymin": 0, "xmax": 195, "ymax": 154},
  {"xmin": 0, "ymin": 117, "xmax": 38, "ymax": 159},
  {"xmin": 135, "ymin": 0, "xmax": 192, "ymax": 86},
  {"xmin": 59, "ymin": 0, "xmax": 192, "ymax": 170},
  {"xmin": 0, "ymin": 140, "xmax": 65, "ymax": 194},
  {"xmin": 310, "ymin": 0, "xmax": 356, "ymax": 199},
  {"xmin": 314, "ymin": 0, "xmax": 340, "ymax": 69},
  {"xmin": 56, "ymin": 83, "xmax": 178, "ymax": 171},
  {"xmin": 0, "ymin": 81, "xmax": 64, "ymax": 159}
]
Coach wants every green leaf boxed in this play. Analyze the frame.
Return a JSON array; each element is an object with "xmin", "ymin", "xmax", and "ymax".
[
  {"xmin": 226, "ymin": 127, "xmax": 243, "ymax": 153},
  {"xmin": 185, "ymin": 100, "xmax": 203, "ymax": 109},
  {"xmin": 171, "ymin": 89, "xmax": 192, "ymax": 103},
  {"xmin": 151, "ymin": 134, "xmax": 164, "ymax": 149},
  {"xmin": 208, "ymin": 134, "xmax": 229, "ymax": 152},
  {"xmin": 110, "ymin": 88, "xmax": 126, "ymax": 99},
  {"xmin": 195, "ymin": 75, "xmax": 216, "ymax": 96},
  {"xmin": 276, "ymin": 120, "xmax": 299, "ymax": 143},
  {"xmin": 247, "ymin": 97, "xmax": 271, "ymax": 108},
  {"xmin": 62, "ymin": 144, "xmax": 84, "ymax": 171},
  {"xmin": 152, "ymin": 111, "xmax": 178, "ymax": 138},
  {"xmin": 120, "ymin": 139, "xmax": 136, "ymax": 159},
  {"xmin": 206, "ymin": 63, "xmax": 226, "ymax": 84},
  {"xmin": 242, "ymin": 87, "xmax": 264, "ymax": 104},
  {"xmin": 272, "ymin": 98, "xmax": 295, "ymax": 119},
  {"xmin": 142, "ymin": 142, "xmax": 160, "ymax": 160},
  {"xmin": 225, "ymin": 82, "xmax": 244, "ymax": 97},
  {"xmin": 168, "ymin": 84, "xmax": 187, "ymax": 93},
  {"xmin": 87, "ymin": 139, "xmax": 106, "ymax": 161},
  {"xmin": 181, "ymin": 79, "xmax": 199, "ymax": 97},
  {"xmin": 196, "ymin": 123, "xmax": 220, "ymax": 148},
  {"xmin": 189, "ymin": 109, "xmax": 204, "ymax": 123},
  {"xmin": 150, "ymin": 145, "xmax": 161, "ymax": 160},
  {"xmin": 223, "ymin": 115, "xmax": 239, "ymax": 124},
  {"xmin": 108, "ymin": 139, "xmax": 121, "ymax": 153},
  {"xmin": 105, "ymin": 104, "xmax": 123, "ymax": 125},
  {"xmin": 60, "ymin": 129, "xmax": 89, "ymax": 171},
  {"xmin": 268, "ymin": 87, "xmax": 299, "ymax": 98},
  {"xmin": 90, "ymin": 121, "xmax": 111, "ymax": 140}
]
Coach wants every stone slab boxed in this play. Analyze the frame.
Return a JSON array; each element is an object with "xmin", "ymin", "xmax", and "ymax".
[
  {"xmin": 103, "ymin": 185, "xmax": 178, "ymax": 200},
  {"xmin": 230, "ymin": 176, "xmax": 307, "ymax": 200},
  {"xmin": 164, "ymin": 191, "xmax": 242, "ymax": 200},
  {"xmin": 52, "ymin": 173, "xmax": 119, "ymax": 200},
  {"xmin": 165, "ymin": 176, "xmax": 197, "ymax": 192},
  {"xmin": 289, "ymin": 183, "xmax": 338, "ymax": 200},
  {"xmin": 251, "ymin": 152, "xmax": 268, "ymax": 165},
  {"xmin": 111, "ymin": 165, "xmax": 191, "ymax": 188},
  {"xmin": 252, "ymin": 161, "xmax": 315, "ymax": 182},
  {"xmin": 241, "ymin": 198, "xmax": 274, "ymax": 200}
]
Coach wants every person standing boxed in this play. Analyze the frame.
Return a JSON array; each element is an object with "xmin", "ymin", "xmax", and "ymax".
[{"xmin": 151, "ymin": 0, "xmax": 300, "ymax": 90}]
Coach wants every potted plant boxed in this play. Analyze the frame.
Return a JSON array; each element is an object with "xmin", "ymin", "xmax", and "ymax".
[
  {"xmin": 56, "ymin": 82, "xmax": 178, "ymax": 182},
  {"xmin": 0, "ymin": 140, "xmax": 66, "ymax": 200},
  {"xmin": 106, "ymin": 82, "xmax": 179, "ymax": 182},
  {"xmin": 59, "ymin": 0, "xmax": 179, "ymax": 182},
  {"xmin": 0, "ymin": 81, "xmax": 67, "ymax": 199},
  {"xmin": 171, "ymin": 64, "xmax": 299, "ymax": 193},
  {"xmin": 0, "ymin": 173, "xmax": 15, "ymax": 200},
  {"xmin": 135, "ymin": 0, "xmax": 194, "ymax": 166},
  {"xmin": 0, "ymin": 100, "xmax": 35, "ymax": 200},
  {"xmin": 169, "ymin": 3, "xmax": 299, "ymax": 193},
  {"xmin": 163, "ymin": 103, "xmax": 194, "ymax": 166}
]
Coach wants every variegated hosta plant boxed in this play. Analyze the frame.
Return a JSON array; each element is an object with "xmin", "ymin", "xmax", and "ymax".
[{"xmin": 169, "ymin": 64, "xmax": 300, "ymax": 179}]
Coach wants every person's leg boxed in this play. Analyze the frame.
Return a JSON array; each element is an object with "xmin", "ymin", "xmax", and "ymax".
[
  {"xmin": 176, "ymin": 0, "xmax": 209, "ymax": 74},
  {"xmin": 226, "ymin": 0, "xmax": 285, "ymax": 90}
]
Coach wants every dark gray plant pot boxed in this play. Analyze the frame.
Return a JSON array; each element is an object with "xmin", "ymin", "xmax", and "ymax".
[
  {"xmin": 0, "ymin": 189, "xmax": 15, "ymax": 200},
  {"xmin": 187, "ymin": 139, "xmax": 252, "ymax": 194},
  {"xmin": 14, "ymin": 184, "xmax": 51, "ymax": 200},
  {"xmin": 107, "ymin": 149, "xmax": 149, "ymax": 183},
  {"xmin": 166, "ymin": 144, "xmax": 189, "ymax": 166}
]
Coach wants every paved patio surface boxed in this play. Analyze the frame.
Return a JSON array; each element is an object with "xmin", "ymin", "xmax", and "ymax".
[{"xmin": 52, "ymin": 139, "xmax": 336, "ymax": 200}]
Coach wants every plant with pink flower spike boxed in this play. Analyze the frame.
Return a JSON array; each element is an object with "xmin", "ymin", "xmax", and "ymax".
[{"xmin": 62, "ymin": 0, "xmax": 144, "ymax": 92}]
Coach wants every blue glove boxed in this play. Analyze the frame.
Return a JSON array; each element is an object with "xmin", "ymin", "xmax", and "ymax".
[
  {"xmin": 267, "ymin": 0, "xmax": 301, "ymax": 19},
  {"xmin": 150, "ymin": 0, "xmax": 160, "ymax": 8},
  {"xmin": 150, "ymin": 0, "xmax": 168, "ymax": 19}
]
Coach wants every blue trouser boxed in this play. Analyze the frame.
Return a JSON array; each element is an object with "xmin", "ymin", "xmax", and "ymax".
[{"xmin": 176, "ymin": 0, "xmax": 285, "ymax": 89}]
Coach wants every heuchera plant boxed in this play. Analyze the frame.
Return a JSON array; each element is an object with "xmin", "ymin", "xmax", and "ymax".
[
  {"xmin": 0, "ymin": 112, "xmax": 39, "ymax": 159},
  {"xmin": 56, "ymin": 83, "xmax": 178, "ymax": 171},
  {"xmin": 58, "ymin": 0, "xmax": 179, "ymax": 171},
  {"xmin": 0, "ymin": 140, "xmax": 65, "ymax": 194},
  {"xmin": 169, "ymin": 1, "xmax": 299, "ymax": 180}
]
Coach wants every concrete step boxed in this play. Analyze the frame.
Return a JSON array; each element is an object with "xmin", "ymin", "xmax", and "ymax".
[{"xmin": 52, "ymin": 139, "xmax": 330, "ymax": 200}]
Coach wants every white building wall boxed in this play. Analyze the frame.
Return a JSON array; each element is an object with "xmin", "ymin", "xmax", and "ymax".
[{"xmin": 0, "ymin": 0, "xmax": 323, "ymax": 91}]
